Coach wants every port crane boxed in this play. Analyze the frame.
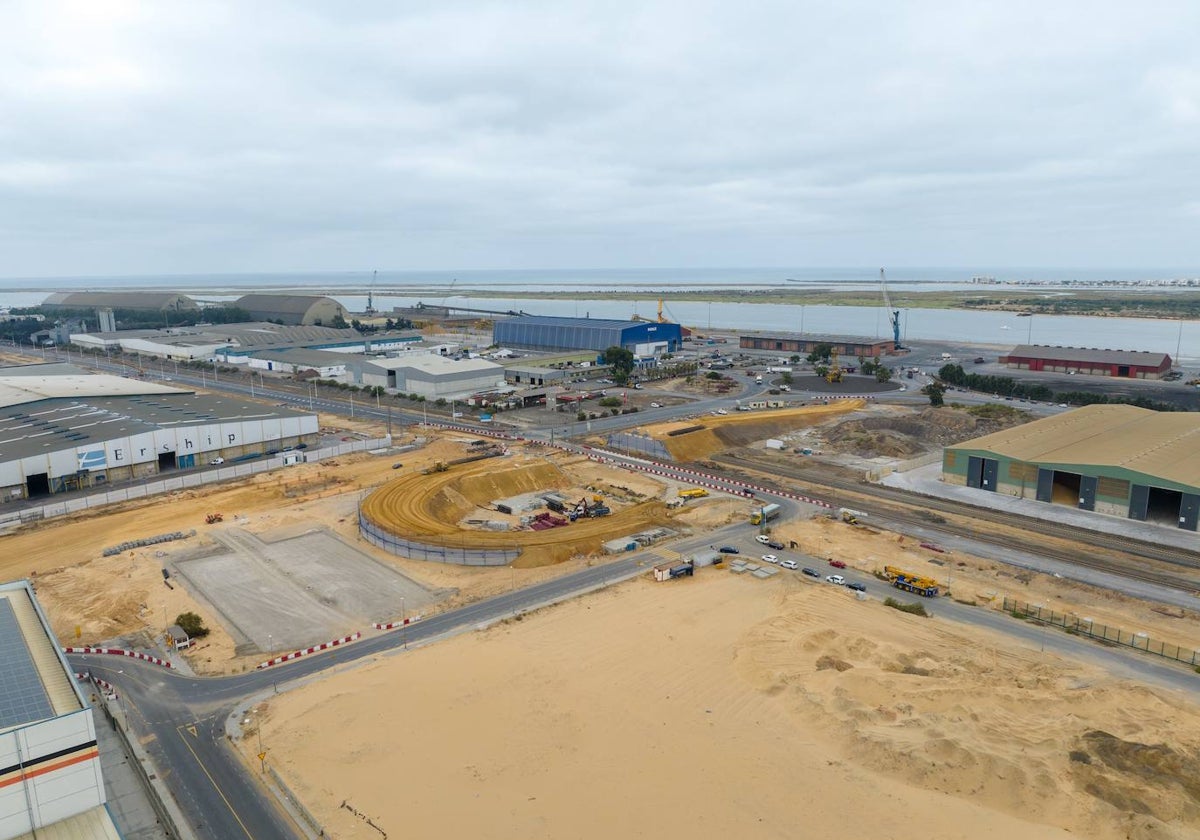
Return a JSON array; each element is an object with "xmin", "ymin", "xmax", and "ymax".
[{"xmin": 881, "ymin": 268, "xmax": 901, "ymax": 350}]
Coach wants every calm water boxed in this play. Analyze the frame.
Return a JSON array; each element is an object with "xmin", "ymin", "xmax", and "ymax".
[{"xmin": 2, "ymin": 267, "xmax": 1198, "ymax": 363}]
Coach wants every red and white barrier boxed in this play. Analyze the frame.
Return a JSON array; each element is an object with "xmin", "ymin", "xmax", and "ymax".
[
  {"xmin": 74, "ymin": 672, "xmax": 119, "ymax": 699},
  {"xmin": 63, "ymin": 646, "xmax": 173, "ymax": 669},
  {"xmin": 372, "ymin": 615, "xmax": 422, "ymax": 631},
  {"xmin": 256, "ymin": 632, "xmax": 361, "ymax": 669}
]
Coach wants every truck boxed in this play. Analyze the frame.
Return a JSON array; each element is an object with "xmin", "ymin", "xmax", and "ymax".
[
  {"xmin": 677, "ymin": 488, "xmax": 710, "ymax": 499},
  {"xmin": 882, "ymin": 565, "xmax": 940, "ymax": 597},
  {"xmin": 766, "ymin": 366, "xmax": 792, "ymax": 374},
  {"xmin": 749, "ymin": 503, "xmax": 781, "ymax": 525}
]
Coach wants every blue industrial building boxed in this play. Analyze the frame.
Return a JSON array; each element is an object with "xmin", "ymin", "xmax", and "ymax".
[{"xmin": 493, "ymin": 315, "xmax": 682, "ymax": 355}]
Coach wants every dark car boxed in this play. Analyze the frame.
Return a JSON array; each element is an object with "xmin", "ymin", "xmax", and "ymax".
[
  {"xmin": 801, "ymin": 567, "xmax": 821, "ymax": 578},
  {"xmin": 717, "ymin": 546, "xmax": 740, "ymax": 555},
  {"xmin": 767, "ymin": 540, "xmax": 785, "ymax": 551},
  {"xmin": 847, "ymin": 582, "xmax": 867, "ymax": 592}
]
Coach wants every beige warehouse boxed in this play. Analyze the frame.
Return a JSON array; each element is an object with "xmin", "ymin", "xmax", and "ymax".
[{"xmin": 943, "ymin": 404, "xmax": 1200, "ymax": 530}]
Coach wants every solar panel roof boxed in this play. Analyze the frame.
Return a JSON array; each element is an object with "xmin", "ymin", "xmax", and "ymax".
[{"xmin": 0, "ymin": 597, "xmax": 54, "ymax": 729}]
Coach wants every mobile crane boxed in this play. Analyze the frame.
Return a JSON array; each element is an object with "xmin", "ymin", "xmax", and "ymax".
[{"xmin": 881, "ymin": 268, "xmax": 901, "ymax": 351}]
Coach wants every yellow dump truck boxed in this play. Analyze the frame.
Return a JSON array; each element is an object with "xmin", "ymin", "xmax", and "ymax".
[{"xmin": 678, "ymin": 488, "xmax": 710, "ymax": 499}]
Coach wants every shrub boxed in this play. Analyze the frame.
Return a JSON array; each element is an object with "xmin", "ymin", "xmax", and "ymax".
[
  {"xmin": 174, "ymin": 611, "xmax": 210, "ymax": 638},
  {"xmin": 576, "ymin": 411, "xmax": 586, "ymax": 421},
  {"xmin": 883, "ymin": 597, "xmax": 929, "ymax": 618}
]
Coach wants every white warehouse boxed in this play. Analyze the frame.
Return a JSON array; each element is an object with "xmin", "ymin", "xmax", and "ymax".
[
  {"xmin": 0, "ymin": 365, "xmax": 318, "ymax": 501},
  {"xmin": 360, "ymin": 356, "xmax": 506, "ymax": 399}
]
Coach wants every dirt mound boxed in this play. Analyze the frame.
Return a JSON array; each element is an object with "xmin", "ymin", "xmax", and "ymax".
[
  {"xmin": 821, "ymin": 406, "xmax": 1029, "ymax": 458},
  {"xmin": 655, "ymin": 402, "xmax": 863, "ymax": 461}
]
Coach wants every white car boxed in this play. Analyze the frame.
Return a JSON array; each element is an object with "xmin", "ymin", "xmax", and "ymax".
[
  {"xmin": 780, "ymin": 559, "xmax": 799, "ymax": 570},
  {"xmin": 209, "ymin": 457, "xmax": 225, "ymax": 465},
  {"xmin": 825, "ymin": 574, "xmax": 846, "ymax": 585},
  {"xmin": 755, "ymin": 534, "xmax": 771, "ymax": 545},
  {"xmin": 649, "ymin": 402, "xmax": 662, "ymax": 408},
  {"xmin": 761, "ymin": 554, "xmax": 779, "ymax": 564},
  {"xmin": 716, "ymin": 408, "xmax": 728, "ymax": 415}
]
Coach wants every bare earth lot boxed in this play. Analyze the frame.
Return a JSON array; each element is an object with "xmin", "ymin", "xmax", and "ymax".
[{"xmin": 251, "ymin": 572, "xmax": 1200, "ymax": 840}]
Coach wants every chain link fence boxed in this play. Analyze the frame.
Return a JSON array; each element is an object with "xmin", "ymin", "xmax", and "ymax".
[{"xmin": 1004, "ymin": 597, "xmax": 1200, "ymax": 667}]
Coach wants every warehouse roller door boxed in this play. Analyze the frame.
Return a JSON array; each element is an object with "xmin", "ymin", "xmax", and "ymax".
[
  {"xmin": 1078, "ymin": 476, "xmax": 1097, "ymax": 511},
  {"xmin": 1128, "ymin": 484, "xmax": 1149, "ymax": 521},
  {"xmin": 1180, "ymin": 493, "xmax": 1200, "ymax": 531}
]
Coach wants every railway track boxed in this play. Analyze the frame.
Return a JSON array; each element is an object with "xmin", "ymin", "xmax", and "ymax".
[{"xmin": 713, "ymin": 453, "xmax": 1200, "ymax": 594}]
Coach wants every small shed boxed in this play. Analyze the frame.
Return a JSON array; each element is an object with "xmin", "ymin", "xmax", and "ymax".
[{"xmin": 165, "ymin": 624, "xmax": 191, "ymax": 650}]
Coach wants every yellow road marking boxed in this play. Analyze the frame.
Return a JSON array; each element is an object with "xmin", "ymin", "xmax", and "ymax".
[{"xmin": 176, "ymin": 725, "xmax": 255, "ymax": 839}]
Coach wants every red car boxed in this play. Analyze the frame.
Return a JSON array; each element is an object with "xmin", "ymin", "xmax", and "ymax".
[{"xmin": 828, "ymin": 559, "xmax": 847, "ymax": 569}]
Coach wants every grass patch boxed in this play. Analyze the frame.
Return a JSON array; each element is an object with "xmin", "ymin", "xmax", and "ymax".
[{"xmin": 884, "ymin": 597, "xmax": 930, "ymax": 618}]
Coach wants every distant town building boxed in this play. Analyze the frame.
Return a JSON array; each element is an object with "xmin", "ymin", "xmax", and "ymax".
[
  {"xmin": 234, "ymin": 294, "xmax": 348, "ymax": 326},
  {"xmin": 999, "ymin": 344, "xmax": 1172, "ymax": 379}
]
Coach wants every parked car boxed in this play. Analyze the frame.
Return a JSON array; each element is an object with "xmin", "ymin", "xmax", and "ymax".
[
  {"xmin": 761, "ymin": 554, "xmax": 779, "ymax": 564},
  {"xmin": 802, "ymin": 567, "xmax": 821, "ymax": 578},
  {"xmin": 780, "ymin": 559, "xmax": 799, "ymax": 570},
  {"xmin": 392, "ymin": 462, "xmax": 403, "ymax": 469},
  {"xmin": 767, "ymin": 540, "xmax": 785, "ymax": 550},
  {"xmin": 209, "ymin": 457, "xmax": 225, "ymax": 465},
  {"xmin": 755, "ymin": 534, "xmax": 771, "ymax": 545},
  {"xmin": 825, "ymin": 574, "xmax": 846, "ymax": 585},
  {"xmin": 633, "ymin": 383, "xmax": 643, "ymax": 389},
  {"xmin": 847, "ymin": 582, "xmax": 866, "ymax": 592},
  {"xmin": 828, "ymin": 559, "xmax": 846, "ymax": 569},
  {"xmin": 718, "ymin": 546, "xmax": 740, "ymax": 554}
]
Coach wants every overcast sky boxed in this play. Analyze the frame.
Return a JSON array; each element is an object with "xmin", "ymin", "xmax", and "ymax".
[{"xmin": 2, "ymin": 1, "xmax": 1199, "ymax": 277}]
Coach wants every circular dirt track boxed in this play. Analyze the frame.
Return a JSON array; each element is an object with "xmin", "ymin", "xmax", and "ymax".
[{"xmin": 361, "ymin": 455, "xmax": 670, "ymax": 567}]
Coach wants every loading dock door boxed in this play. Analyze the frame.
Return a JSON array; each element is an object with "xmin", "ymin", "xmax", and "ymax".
[
  {"xmin": 1128, "ymin": 484, "xmax": 1149, "ymax": 521},
  {"xmin": 1078, "ymin": 476, "xmax": 1097, "ymax": 511},
  {"xmin": 980, "ymin": 458, "xmax": 999, "ymax": 492},
  {"xmin": 1036, "ymin": 468, "xmax": 1054, "ymax": 503},
  {"xmin": 967, "ymin": 456, "xmax": 983, "ymax": 489},
  {"xmin": 1180, "ymin": 493, "xmax": 1200, "ymax": 531}
]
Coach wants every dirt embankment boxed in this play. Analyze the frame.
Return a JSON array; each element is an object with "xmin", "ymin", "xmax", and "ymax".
[
  {"xmin": 360, "ymin": 451, "xmax": 674, "ymax": 567},
  {"xmin": 813, "ymin": 404, "xmax": 1031, "ymax": 458}
]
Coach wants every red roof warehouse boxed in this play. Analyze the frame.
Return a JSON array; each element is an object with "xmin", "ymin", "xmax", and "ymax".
[{"xmin": 999, "ymin": 344, "xmax": 1172, "ymax": 379}]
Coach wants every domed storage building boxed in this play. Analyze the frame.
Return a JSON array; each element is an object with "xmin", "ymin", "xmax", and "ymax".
[{"xmin": 234, "ymin": 294, "xmax": 348, "ymax": 326}]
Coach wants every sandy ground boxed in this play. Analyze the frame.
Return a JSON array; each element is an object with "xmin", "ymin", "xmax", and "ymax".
[
  {"xmin": 0, "ymin": 433, "xmax": 683, "ymax": 671},
  {"xmin": 250, "ymin": 571, "xmax": 1200, "ymax": 840}
]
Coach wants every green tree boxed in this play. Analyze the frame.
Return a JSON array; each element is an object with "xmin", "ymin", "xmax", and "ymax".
[
  {"xmin": 601, "ymin": 346, "xmax": 636, "ymax": 384},
  {"xmin": 598, "ymin": 396, "xmax": 622, "ymax": 408},
  {"xmin": 923, "ymin": 382, "xmax": 945, "ymax": 407},
  {"xmin": 806, "ymin": 343, "xmax": 833, "ymax": 364},
  {"xmin": 329, "ymin": 314, "xmax": 350, "ymax": 329},
  {"xmin": 781, "ymin": 371, "xmax": 793, "ymax": 385},
  {"xmin": 174, "ymin": 612, "xmax": 210, "ymax": 639},
  {"xmin": 874, "ymin": 365, "xmax": 893, "ymax": 383}
]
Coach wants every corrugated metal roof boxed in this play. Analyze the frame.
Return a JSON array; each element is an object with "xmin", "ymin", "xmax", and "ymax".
[
  {"xmin": 950, "ymin": 404, "xmax": 1200, "ymax": 488},
  {"xmin": 42, "ymin": 291, "xmax": 197, "ymax": 311},
  {"xmin": 1003, "ymin": 344, "xmax": 1171, "ymax": 366},
  {"xmin": 398, "ymin": 356, "xmax": 502, "ymax": 374},
  {"xmin": 743, "ymin": 332, "xmax": 893, "ymax": 345},
  {"xmin": 0, "ymin": 581, "xmax": 84, "ymax": 731},
  {"xmin": 498, "ymin": 315, "xmax": 645, "ymax": 329},
  {"xmin": 14, "ymin": 805, "xmax": 122, "ymax": 840},
  {"xmin": 235, "ymin": 294, "xmax": 342, "ymax": 316},
  {"xmin": 0, "ymin": 375, "xmax": 185, "ymax": 410}
]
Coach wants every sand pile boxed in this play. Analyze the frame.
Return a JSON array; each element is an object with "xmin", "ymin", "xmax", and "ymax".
[
  {"xmin": 253, "ymin": 573, "xmax": 1200, "ymax": 839},
  {"xmin": 647, "ymin": 401, "xmax": 863, "ymax": 461}
]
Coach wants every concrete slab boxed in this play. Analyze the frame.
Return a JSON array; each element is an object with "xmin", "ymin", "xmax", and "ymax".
[{"xmin": 172, "ymin": 527, "xmax": 441, "ymax": 653}]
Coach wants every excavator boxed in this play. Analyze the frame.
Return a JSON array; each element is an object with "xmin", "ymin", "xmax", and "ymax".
[{"xmin": 825, "ymin": 348, "xmax": 844, "ymax": 383}]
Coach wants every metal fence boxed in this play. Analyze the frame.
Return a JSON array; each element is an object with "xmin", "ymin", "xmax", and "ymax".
[
  {"xmin": 0, "ymin": 436, "xmax": 393, "ymax": 529},
  {"xmin": 1004, "ymin": 597, "xmax": 1200, "ymax": 667},
  {"xmin": 358, "ymin": 509, "xmax": 518, "ymax": 566}
]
